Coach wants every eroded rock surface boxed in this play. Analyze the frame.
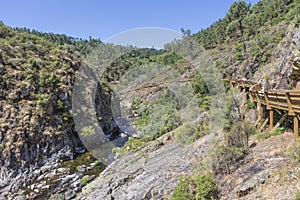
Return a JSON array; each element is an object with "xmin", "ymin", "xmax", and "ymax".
[{"xmin": 76, "ymin": 132, "xmax": 218, "ymax": 200}]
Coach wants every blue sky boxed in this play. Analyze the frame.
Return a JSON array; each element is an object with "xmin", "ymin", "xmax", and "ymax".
[{"xmin": 1, "ymin": 0, "xmax": 259, "ymax": 47}]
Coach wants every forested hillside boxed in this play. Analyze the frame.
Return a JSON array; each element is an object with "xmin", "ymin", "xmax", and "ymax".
[{"xmin": 193, "ymin": 0, "xmax": 300, "ymax": 78}]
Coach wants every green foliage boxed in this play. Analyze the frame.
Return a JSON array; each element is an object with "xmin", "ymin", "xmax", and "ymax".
[
  {"xmin": 247, "ymin": 99, "xmax": 255, "ymax": 110},
  {"xmin": 57, "ymin": 100, "xmax": 65, "ymax": 109},
  {"xmin": 226, "ymin": 121, "xmax": 249, "ymax": 148},
  {"xmin": 170, "ymin": 176, "xmax": 196, "ymax": 200},
  {"xmin": 175, "ymin": 122, "xmax": 198, "ymax": 146},
  {"xmin": 192, "ymin": 0, "xmax": 296, "ymax": 57},
  {"xmin": 222, "ymin": 91, "xmax": 242, "ymax": 132},
  {"xmin": 295, "ymin": 190, "xmax": 300, "ymax": 200},
  {"xmin": 134, "ymin": 90, "xmax": 181, "ymax": 138},
  {"xmin": 101, "ymin": 48, "xmax": 165, "ymax": 83},
  {"xmin": 112, "ymin": 137, "xmax": 149, "ymax": 158},
  {"xmin": 248, "ymin": 124, "xmax": 256, "ymax": 135},
  {"xmin": 227, "ymin": 1, "xmax": 251, "ymax": 24},
  {"xmin": 13, "ymin": 26, "xmax": 102, "ymax": 56},
  {"xmin": 170, "ymin": 173, "xmax": 218, "ymax": 200},
  {"xmin": 194, "ymin": 174, "xmax": 218, "ymax": 200},
  {"xmin": 34, "ymin": 93, "xmax": 50, "ymax": 109},
  {"xmin": 80, "ymin": 177, "xmax": 91, "ymax": 184},
  {"xmin": 211, "ymin": 145, "xmax": 248, "ymax": 175},
  {"xmin": 272, "ymin": 127, "xmax": 285, "ymax": 136},
  {"xmin": 256, "ymin": 127, "xmax": 285, "ymax": 140},
  {"xmin": 192, "ymin": 73, "xmax": 210, "ymax": 110},
  {"xmin": 211, "ymin": 108, "xmax": 250, "ymax": 175},
  {"xmin": 131, "ymin": 98, "xmax": 151, "ymax": 129},
  {"xmin": 80, "ymin": 126, "xmax": 96, "ymax": 137},
  {"xmin": 234, "ymin": 42, "xmax": 245, "ymax": 61},
  {"xmin": 50, "ymin": 194, "xmax": 65, "ymax": 200}
]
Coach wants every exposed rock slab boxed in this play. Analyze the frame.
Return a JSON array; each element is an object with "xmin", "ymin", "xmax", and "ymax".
[{"xmin": 76, "ymin": 133, "xmax": 217, "ymax": 200}]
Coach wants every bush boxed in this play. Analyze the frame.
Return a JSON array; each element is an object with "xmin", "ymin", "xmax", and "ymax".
[
  {"xmin": 194, "ymin": 173, "xmax": 218, "ymax": 200},
  {"xmin": 112, "ymin": 137, "xmax": 149, "ymax": 158},
  {"xmin": 272, "ymin": 127, "xmax": 285, "ymax": 136},
  {"xmin": 211, "ymin": 119, "xmax": 249, "ymax": 175},
  {"xmin": 234, "ymin": 42, "xmax": 245, "ymax": 61},
  {"xmin": 248, "ymin": 124, "xmax": 256, "ymax": 135},
  {"xmin": 170, "ymin": 173, "xmax": 218, "ymax": 200},
  {"xmin": 211, "ymin": 145, "xmax": 247, "ymax": 175},
  {"xmin": 247, "ymin": 99, "xmax": 256, "ymax": 110},
  {"xmin": 295, "ymin": 16, "xmax": 300, "ymax": 28},
  {"xmin": 175, "ymin": 122, "xmax": 202, "ymax": 146},
  {"xmin": 225, "ymin": 121, "xmax": 249, "ymax": 149},
  {"xmin": 170, "ymin": 176, "xmax": 196, "ymax": 200},
  {"xmin": 80, "ymin": 126, "xmax": 96, "ymax": 138},
  {"xmin": 256, "ymin": 127, "xmax": 285, "ymax": 140},
  {"xmin": 80, "ymin": 177, "xmax": 91, "ymax": 184}
]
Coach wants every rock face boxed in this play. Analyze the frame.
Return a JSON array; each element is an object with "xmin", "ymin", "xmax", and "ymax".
[
  {"xmin": 289, "ymin": 30, "xmax": 300, "ymax": 86},
  {"xmin": 76, "ymin": 132, "xmax": 218, "ymax": 200},
  {"xmin": 292, "ymin": 30, "xmax": 300, "ymax": 51},
  {"xmin": 253, "ymin": 26, "xmax": 295, "ymax": 90},
  {"xmin": 0, "ymin": 46, "xmax": 82, "ymax": 196},
  {"xmin": 0, "ymin": 24, "xmax": 117, "ymax": 198}
]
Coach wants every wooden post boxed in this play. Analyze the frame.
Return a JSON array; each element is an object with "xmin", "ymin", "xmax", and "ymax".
[
  {"xmin": 294, "ymin": 115, "xmax": 299, "ymax": 138},
  {"xmin": 270, "ymin": 114, "xmax": 287, "ymax": 132},
  {"xmin": 259, "ymin": 118, "xmax": 269, "ymax": 132},
  {"xmin": 270, "ymin": 109, "xmax": 274, "ymax": 132},
  {"xmin": 260, "ymin": 105, "xmax": 264, "ymax": 127},
  {"xmin": 286, "ymin": 93, "xmax": 295, "ymax": 115},
  {"xmin": 264, "ymin": 92, "xmax": 270, "ymax": 110}
]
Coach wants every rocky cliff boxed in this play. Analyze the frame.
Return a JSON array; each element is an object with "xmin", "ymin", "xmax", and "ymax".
[{"xmin": 0, "ymin": 23, "xmax": 116, "ymax": 199}]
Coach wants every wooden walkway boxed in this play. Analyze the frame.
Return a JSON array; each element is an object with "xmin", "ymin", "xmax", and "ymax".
[{"xmin": 223, "ymin": 78, "xmax": 300, "ymax": 138}]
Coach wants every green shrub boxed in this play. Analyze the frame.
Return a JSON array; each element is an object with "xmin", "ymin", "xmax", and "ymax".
[
  {"xmin": 211, "ymin": 145, "xmax": 247, "ymax": 175},
  {"xmin": 211, "ymin": 119, "xmax": 250, "ymax": 175},
  {"xmin": 234, "ymin": 42, "xmax": 245, "ymax": 61},
  {"xmin": 247, "ymin": 99, "xmax": 256, "ymax": 110},
  {"xmin": 256, "ymin": 127, "xmax": 285, "ymax": 140},
  {"xmin": 175, "ymin": 122, "xmax": 200, "ymax": 146},
  {"xmin": 226, "ymin": 121, "xmax": 249, "ymax": 149},
  {"xmin": 112, "ymin": 137, "xmax": 149, "ymax": 158},
  {"xmin": 248, "ymin": 124, "xmax": 256, "ymax": 135},
  {"xmin": 295, "ymin": 16, "xmax": 300, "ymax": 28},
  {"xmin": 170, "ymin": 173, "xmax": 218, "ymax": 200},
  {"xmin": 80, "ymin": 126, "xmax": 96, "ymax": 137},
  {"xmin": 170, "ymin": 176, "xmax": 196, "ymax": 200},
  {"xmin": 272, "ymin": 127, "xmax": 285, "ymax": 136},
  {"xmin": 194, "ymin": 173, "xmax": 218, "ymax": 200},
  {"xmin": 80, "ymin": 177, "xmax": 91, "ymax": 184},
  {"xmin": 57, "ymin": 100, "xmax": 65, "ymax": 109}
]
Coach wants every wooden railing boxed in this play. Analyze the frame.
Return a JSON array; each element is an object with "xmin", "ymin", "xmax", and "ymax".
[
  {"xmin": 249, "ymin": 90, "xmax": 300, "ymax": 115},
  {"xmin": 223, "ymin": 78, "xmax": 300, "ymax": 138}
]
